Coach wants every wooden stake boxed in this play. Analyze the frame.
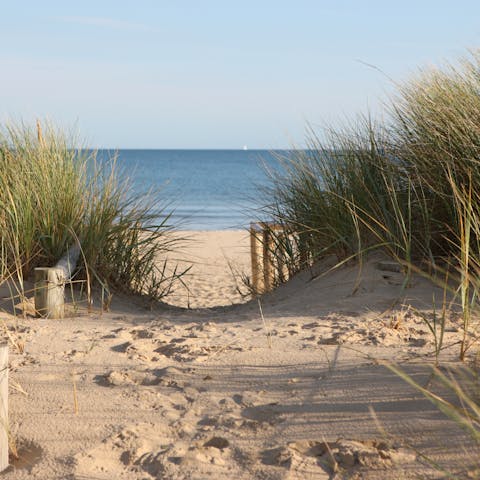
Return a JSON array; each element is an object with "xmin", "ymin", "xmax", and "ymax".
[
  {"xmin": 262, "ymin": 227, "xmax": 274, "ymax": 292},
  {"xmin": 0, "ymin": 344, "xmax": 8, "ymax": 472},
  {"xmin": 34, "ymin": 243, "xmax": 81, "ymax": 319},
  {"xmin": 34, "ymin": 267, "xmax": 65, "ymax": 319},
  {"xmin": 250, "ymin": 223, "xmax": 263, "ymax": 294},
  {"xmin": 276, "ymin": 230, "xmax": 288, "ymax": 283},
  {"xmin": 250, "ymin": 222, "xmax": 288, "ymax": 294}
]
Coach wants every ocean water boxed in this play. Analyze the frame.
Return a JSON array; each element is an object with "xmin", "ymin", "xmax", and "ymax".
[{"xmin": 97, "ymin": 149, "xmax": 281, "ymax": 230}]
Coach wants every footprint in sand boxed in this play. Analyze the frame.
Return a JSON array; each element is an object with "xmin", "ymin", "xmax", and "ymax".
[
  {"xmin": 179, "ymin": 435, "xmax": 232, "ymax": 469},
  {"xmin": 100, "ymin": 365, "xmax": 188, "ymax": 388},
  {"xmin": 101, "ymin": 369, "xmax": 160, "ymax": 387},
  {"xmin": 76, "ymin": 425, "xmax": 243, "ymax": 479},
  {"xmin": 110, "ymin": 324, "xmax": 243, "ymax": 363},
  {"xmin": 129, "ymin": 327, "xmax": 155, "ymax": 339},
  {"xmin": 154, "ymin": 341, "xmax": 242, "ymax": 362},
  {"xmin": 75, "ymin": 423, "xmax": 174, "ymax": 479},
  {"xmin": 232, "ymin": 391, "xmax": 286, "ymax": 426},
  {"xmin": 263, "ymin": 439, "xmax": 416, "ymax": 474},
  {"xmin": 198, "ymin": 412, "xmax": 267, "ymax": 434}
]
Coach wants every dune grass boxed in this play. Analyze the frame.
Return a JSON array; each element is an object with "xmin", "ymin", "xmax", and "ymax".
[
  {"xmin": 261, "ymin": 51, "xmax": 480, "ymax": 359},
  {"xmin": 258, "ymin": 50, "xmax": 480, "ymax": 465},
  {"xmin": 0, "ymin": 121, "xmax": 186, "ymax": 306}
]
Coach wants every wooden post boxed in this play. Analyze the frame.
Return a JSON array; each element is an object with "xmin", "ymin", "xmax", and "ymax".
[
  {"xmin": 34, "ymin": 267, "xmax": 66, "ymax": 318},
  {"xmin": 262, "ymin": 227, "xmax": 275, "ymax": 292},
  {"xmin": 34, "ymin": 243, "xmax": 81, "ymax": 319},
  {"xmin": 250, "ymin": 222, "xmax": 289, "ymax": 294},
  {"xmin": 0, "ymin": 344, "xmax": 8, "ymax": 472},
  {"xmin": 250, "ymin": 223, "xmax": 263, "ymax": 294},
  {"xmin": 275, "ymin": 229, "xmax": 288, "ymax": 283}
]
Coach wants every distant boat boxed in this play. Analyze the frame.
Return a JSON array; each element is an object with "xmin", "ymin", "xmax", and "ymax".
[{"xmin": 243, "ymin": 145, "xmax": 248, "ymax": 151}]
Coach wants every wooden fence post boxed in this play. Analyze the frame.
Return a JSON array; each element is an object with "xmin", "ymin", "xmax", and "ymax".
[
  {"xmin": 34, "ymin": 243, "xmax": 81, "ymax": 319},
  {"xmin": 275, "ymin": 228, "xmax": 288, "ymax": 283},
  {"xmin": 34, "ymin": 267, "xmax": 66, "ymax": 319},
  {"xmin": 250, "ymin": 222, "xmax": 289, "ymax": 294},
  {"xmin": 250, "ymin": 223, "xmax": 264, "ymax": 294},
  {"xmin": 262, "ymin": 226, "xmax": 275, "ymax": 292},
  {"xmin": 0, "ymin": 344, "xmax": 8, "ymax": 472}
]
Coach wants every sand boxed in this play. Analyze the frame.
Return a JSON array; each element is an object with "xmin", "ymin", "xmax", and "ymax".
[
  {"xmin": 1, "ymin": 230, "xmax": 478, "ymax": 479},
  {"xmin": 164, "ymin": 230, "xmax": 251, "ymax": 309}
]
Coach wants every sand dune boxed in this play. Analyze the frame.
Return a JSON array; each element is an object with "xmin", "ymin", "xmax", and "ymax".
[{"xmin": 2, "ymin": 231, "xmax": 478, "ymax": 479}]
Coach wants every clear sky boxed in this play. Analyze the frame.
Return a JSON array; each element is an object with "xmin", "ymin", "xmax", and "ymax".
[{"xmin": 1, "ymin": 1, "xmax": 479, "ymax": 149}]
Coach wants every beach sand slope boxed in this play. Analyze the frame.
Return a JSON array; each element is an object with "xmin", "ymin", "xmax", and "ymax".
[{"xmin": 2, "ymin": 231, "xmax": 478, "ymax": 479}]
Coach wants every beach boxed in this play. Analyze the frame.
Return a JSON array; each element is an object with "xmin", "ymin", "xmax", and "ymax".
[
  {"xmin": 3, "ymin": 4, "xmax": 480, "ymax": 478},
  {"xmin": 2, "ymin": 230, "xmax": 477, "ymax": 479},
  {"xmin": 164, "ymin": 230, "xmax": 251, "ymax": 309}
]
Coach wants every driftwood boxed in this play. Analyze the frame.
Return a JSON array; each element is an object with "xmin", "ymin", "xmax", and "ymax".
[{"xmin": 34, "ymin": 243, "xmax": 81, "ymax": 319}]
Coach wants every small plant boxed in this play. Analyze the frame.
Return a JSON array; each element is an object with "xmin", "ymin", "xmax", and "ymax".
[
  {"xmin": 388, "ymin": 305, "xmax": 410, "ymax": 331},
  {"xmin": 410, "ymin": 297, "xmax": 447, "ymax": 367}
]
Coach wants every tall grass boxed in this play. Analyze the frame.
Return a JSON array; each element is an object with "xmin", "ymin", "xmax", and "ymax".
[
  {"xmin": 0, "ymin": 121, "xmax": 186, "ymax": 304},
  {"xmin": 391, "ymin": 53, "xmax": 480, "ymax": 360},
  {"xmin": 392, "ymin": 54, "xmax": 480, "ymax": 258},
  {"xmin": 261, "ymin": 50, "xmax": 480, "ymax": 360},
  {"xmin": 253, "ymin": 51, "xmax": 480, "ymax": 472},
  {"xmin": 264, "ymin": 118, "xmax": 425, "ymax": 273},
  {"xmin": 259, "ymin": 50, "xmax": 480, "ymax": 472}
]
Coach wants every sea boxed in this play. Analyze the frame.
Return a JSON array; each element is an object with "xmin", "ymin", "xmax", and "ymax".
[{"xmin": 96, "ymin": 149, "xmax": 283, "ymax": 231}]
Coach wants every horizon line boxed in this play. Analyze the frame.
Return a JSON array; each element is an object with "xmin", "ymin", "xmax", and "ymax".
[{"xmin": 86, "ymin": 147, "xmax": 306, "ymax": 151}]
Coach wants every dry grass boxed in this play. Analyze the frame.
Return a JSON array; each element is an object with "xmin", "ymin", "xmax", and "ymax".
[
  {"xmin": 0, "ymin": 121, "xmax": 188, "ymax": 304},
  {"xmin": 258, "ymin": 49, "xmax": 480, "ymax": 468}
]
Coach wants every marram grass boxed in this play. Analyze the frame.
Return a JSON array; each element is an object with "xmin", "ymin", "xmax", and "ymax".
[
  {"xmin": 0, "ymin": 121, "xmax": 187, "ymax": 304},
  {"xmin": 258, "ymin": 51, "xmax": 480, "ymax": 474},
  {"xmin": 261, "ymin": 51, "xmax": 480, "ymax": 360}
]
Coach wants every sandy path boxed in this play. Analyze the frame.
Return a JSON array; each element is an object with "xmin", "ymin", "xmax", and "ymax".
[
  {"xmin": 1, "ymin": 231, "xmax": 478, "ymax": 479},
  {"xmin": 164, "ymin": 230, "xmax": 251, "ymax": 309}
]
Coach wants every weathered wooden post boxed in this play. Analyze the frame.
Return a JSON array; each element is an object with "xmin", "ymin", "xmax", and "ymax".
[
  {"xmin": 0, "ymin": 344, "xmax": 8, "ymax": 472},
  {"xmin": 274, "ymin": 227, "xmax": 288, "ymax": 283},
  {"xmin": 262, "ymin": 226, "xmax": 275, "ymax": 292},
  {"xmin": 34, "ymin": 267, "xmax": 66, "ymax": 318},
  {"xmin": 34, "ymin": 243, "xmax": 81, "ymax": 319},
  {"xmin": 250, "ymin": 222, "xmax": 289, "ymax": 294},
  {"xmin": 250, "ymin": 223, "xmax": 264, "ymax": 294}
]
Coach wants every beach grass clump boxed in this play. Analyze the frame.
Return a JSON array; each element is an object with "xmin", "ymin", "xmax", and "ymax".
[
  {"xmin": 264, "ymin": 118, "xmax": 419, "ymax": 271},
  {"xmin": 392, "ymin": 52, "xmax": 480, "ymax": 257},
  {"xmin": 260, "ymin": 50, "xmax": 480, "ymax": 359},
  {"xmin": 257, "ymin": 50, "xmax": 480, "ymax": 471},
  {"xmin": 0, "ymin": 121, "xmax": 185, "ymax": 303},
  {"xmin": 391, "ymin": 53, "xmax": 480, "ymax": 358},
  {"xmin": 264, "ymin": 51, "xmax": 480, "ymax": 273}
]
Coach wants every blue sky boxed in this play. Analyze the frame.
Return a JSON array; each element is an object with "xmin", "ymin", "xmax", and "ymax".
[{"xmin": 1, "ymin": 1, "xmax": 479, "ymax": 148}]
